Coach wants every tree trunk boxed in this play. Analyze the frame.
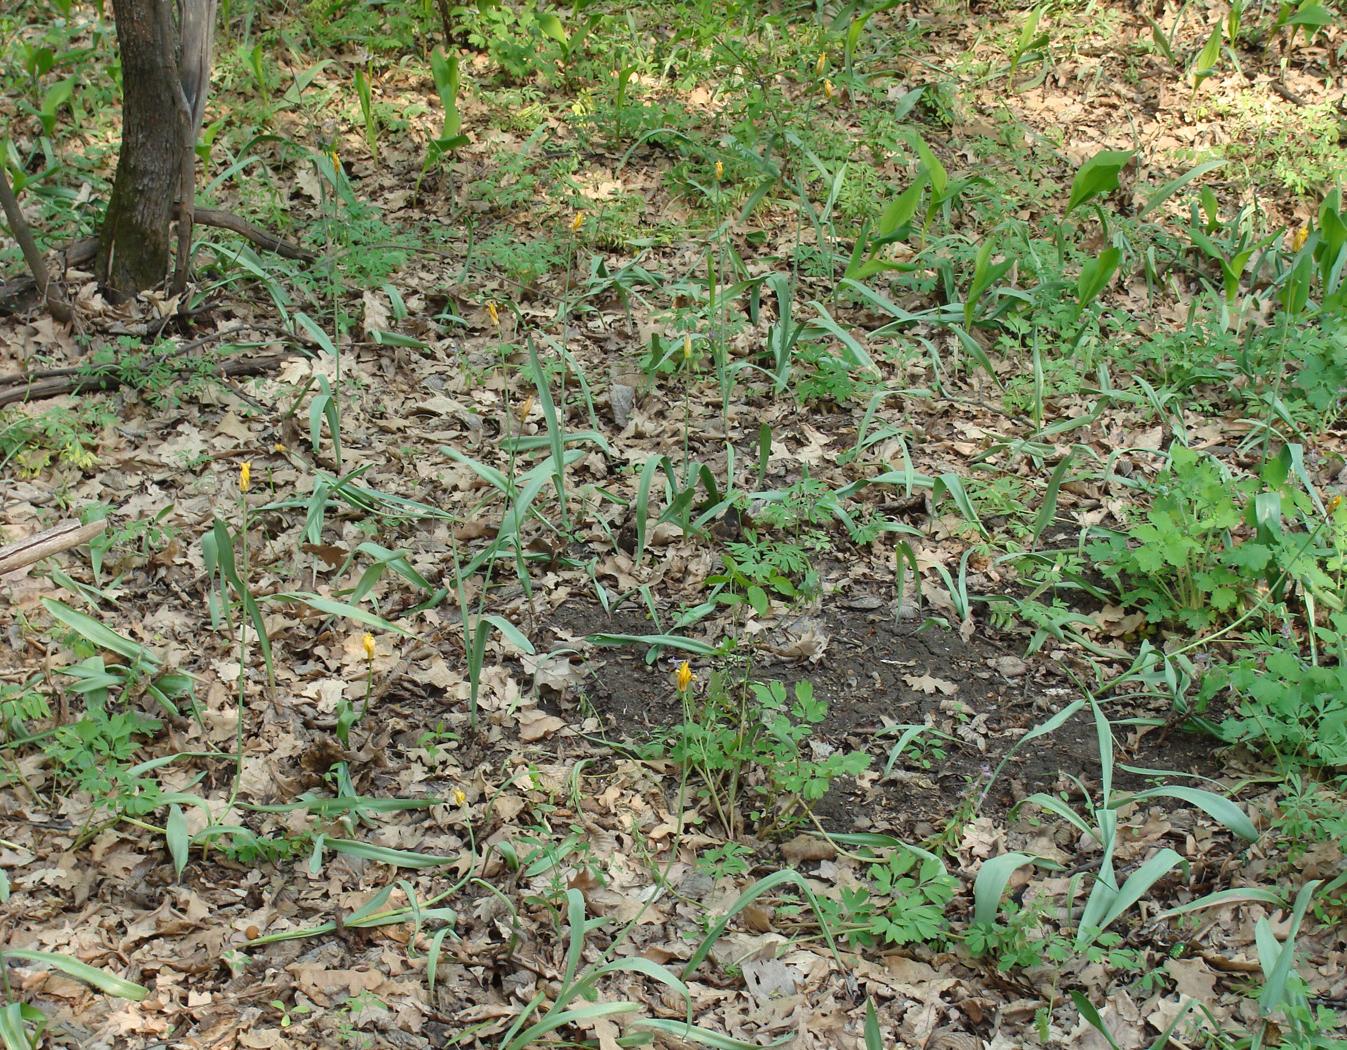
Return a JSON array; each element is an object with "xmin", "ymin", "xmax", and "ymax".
[{"xmin": 96, "ymin": 0, "xmax": 187, "ymax": 300}]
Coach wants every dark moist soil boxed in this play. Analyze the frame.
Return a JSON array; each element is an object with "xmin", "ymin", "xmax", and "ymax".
[{"xmin": 544, "ymin": 594, "xmax": 1226, "ymax": 841}]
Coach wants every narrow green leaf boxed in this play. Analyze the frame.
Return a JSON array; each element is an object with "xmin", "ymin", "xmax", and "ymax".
[
  {"xmin": 636, "ymin": 1019, "xmax": 795, "ymax": 1049},
  {"xmin": 325, "ymin": 838, "xmax": 459, "ymax": 869},
  {"xmin": 1070, "ymin": 990, "xmax": 1122, "ymax": 1050},
  {"xmin": 1032, "ymin": 449, "xmax": 1076, "ymax": 543},
  {"xmin": 1258, "ymin": 880, "xmax": 1321, "ymax": 1013},
  {"xmin": 864, "ymin": 999, "xmax": 883, "ymax": 1050},
  {"xmin": 264, "ymin": 592, "xmax": 411, "ymax": 635},
  {"xmin": 480, "ymin": 614, "xmax": 535, "ymax": 655},
  {"xmin": 2, "ymin": 950, "xmax": 147, "ymax": 1001},
  {"xmin": 1139, "ymin": 159, "xmax": 1225, "ymax": 216}
]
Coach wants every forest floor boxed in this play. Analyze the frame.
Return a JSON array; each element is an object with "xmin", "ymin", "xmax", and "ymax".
[{"xmin": 2, "ymin": 0, "xmax": 1346, "ymax": 1047}]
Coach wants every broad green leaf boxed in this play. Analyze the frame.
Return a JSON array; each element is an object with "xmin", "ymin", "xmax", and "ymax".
[
  {"xmin": 42, "ymin": 598, "xmax": 157, "ymax": 666},
  {"xmin": 1190, "ymin": 24, "xmax": 1222, "ymax": 85},
  {"xmin": 1066, "ymin": 149, "xmax": 1135, "ymax": 215},
  {"xmin": 536, "ymin": 11, "xmax": 568, "ymax": 47},
  {"xmin": 1075, "ymin": 246, "xmax": 1121, "ymax": 316},
  {"xmin": 1279, "ymin": 3, "xmax": 1333, "ymax": 28},
  {"xmin": 876, "ymin": 176, "xmax": 926, "ymax": 241},
  {"xmin": 429, "ymin": 50, "xmax": 462, "ymax": 138},
  {"xmin": 1123, "ymin": 786, "xmax": 1257, "ymax": 841},
  {"xmin": 973, "ymin": 852, "xmax": 1046, "ymax": 925},
  {"xmin": 910, "ymin": 133, "xmax": 947, "ymax": 197},
  {"xmin": 166, "ymin": 803, "xmax": 189, "ymax": 877}
]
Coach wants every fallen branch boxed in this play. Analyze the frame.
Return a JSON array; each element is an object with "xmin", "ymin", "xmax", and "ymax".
[
  {"xmin": 0, "ymin": 518, "xmax": 108, "ymax": 578},
  {"xmin": 0, "ymin": 350, "xmax": 299, "ymax": 408},
  {"xmin": 192, "ymin": 207, "xmax": 313, "ymax": 260},
  {"xmin": 0, "ymin": 206, "xmax": 312, "ymax": 312}
]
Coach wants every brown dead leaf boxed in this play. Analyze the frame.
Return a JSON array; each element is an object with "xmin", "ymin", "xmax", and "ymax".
[
  {"xmin": 906, "ymin": 673, "xmax": 958, "ymax": 695},
  {"xmin": 517, "ymin": 709, "xmax": 566, "ymax": 741},
  {"xmin": 781, "ymin": 834, "xmax": 836, "ymax": 866}
]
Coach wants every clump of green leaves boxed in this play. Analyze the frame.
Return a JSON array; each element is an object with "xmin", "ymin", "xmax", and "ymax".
[
  {"xmin": 299, "ymin": 0, "xmax": 420, "ymax": 53},
  {"xmin": 648, "ymin": 672, "xmax": 869, "ymax": 838},
  {"xmin": 1287, "ymin": 313, "xmax": 1347, "ymax": 426},
  {"xmin": 805, "ymin": 848, "xmax": 956, "ymax": 949},
  {"xmin": 707, "ymin": 532, "xmax": 817, "ymax": 617},
  {"xmin": 1272, "ymin": 774, "xmax": 1347, "ymax": 875},
  {"xmin": 45, "ymin": 704, "xmax": 164, "ymax": 816},
  {"xmin": 1192, "ymin": 617, "xmax": 1347, "ymax": 768},
  {"xmin": 966, "ymin": 899, "xmax": 1150, "ymax": 979},
  {"xmin": 471, "ymin": 230, "xmax": 564, "ymax": 288},
  {"xmin": 0, "ymin": 403, "xmax": 111, "ymax": 474},
  {"xmin": 0, "ymin": 678, "xmax": 50, "ymax": 744},
  {"xmin": 793, "ymin": 343, "xmax": 873, "ymax": 407},
  {"xmin": 451, "ymin": 1, "xmax": 569, "ymax": 83},
  {"xmin": 1087, "ymin": 443, "xmax": 1313, "ymax": 629}
]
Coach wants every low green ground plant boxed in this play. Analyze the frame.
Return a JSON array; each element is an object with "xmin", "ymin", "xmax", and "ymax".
[{"xmin": 647, "ymin": 669, "xmax": 869, "ymax": 838}]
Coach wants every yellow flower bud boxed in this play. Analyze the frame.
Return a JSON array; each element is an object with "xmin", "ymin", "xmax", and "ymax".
[
  {"xmin": 515, "ymin": 394, "xmax": 535, "ymax": 423},
  {"xmin": 675, "ymin": 660, "xmax": 694, "ymax": 693},
  {"xmin": 571, "ymin": 211, "xmax": 584, "ymax": 232},
  {"xmin": 362, "ymin": 633, "xmax": 376, "ymax": 661},
  {"xmin": 1291, "ymin": 226, "xmax": 1309, "ymax": 252},
  {"xmin": 487, "ymin": 300, "xmax": 500, "ymax": 326},
  {"xmin": 1330, "ymin": 495, "xmax": 1343, "ymax": 514},
  {"xmin": 714, "ymin": 159, "xmax": 724, "ymax": 181},
  {"xmin": 239, "ymin": 461, "xmax": 251, "ymax": 492},
  {"xmin": 683, "ymin": 333, "xmax": 693, "ymax": 361},
  {"xmin": 816, "ymin": 52, "xmax": 827, "ymax": 75},
  {"xmin": 450, "ymin": 787, "xmax": 467, "ymax": 805},
  {"xmin": 823, "ymin": 78, "xmax": 834, "ymax": 99}
]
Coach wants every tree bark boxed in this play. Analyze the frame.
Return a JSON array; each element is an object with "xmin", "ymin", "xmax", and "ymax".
[
  {"xmin": 96, "ymin": 0, "xmax": 187, "ymax": 300},
  {"xmin": 172, "ymin": 0, "xmax": 217, "ymax": 295}
]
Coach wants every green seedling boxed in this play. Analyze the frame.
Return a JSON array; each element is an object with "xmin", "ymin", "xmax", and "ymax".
[
  {"xmin": 977, "ymin": 695, "xmax": 1255, "ymax": 953},
  {"xmin": 1065, "ymin": 149, "xmax": 1134, "ymax": 219},
  {"xmin": 419, "ymin": 50, "xmax": 469, "ymax": 192},
  {"xmin": 354, "ymin": 66, "xmax": 377, "ymax": 158}
]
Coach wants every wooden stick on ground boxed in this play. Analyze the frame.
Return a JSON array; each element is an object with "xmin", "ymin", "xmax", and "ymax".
[
  {"xmin": 0, "ymin": 350, "xmax": 300, "ymax": 408},
  {"xmin": 0, "ymin": 519, "xmax": 108, "ymax": 578}
]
